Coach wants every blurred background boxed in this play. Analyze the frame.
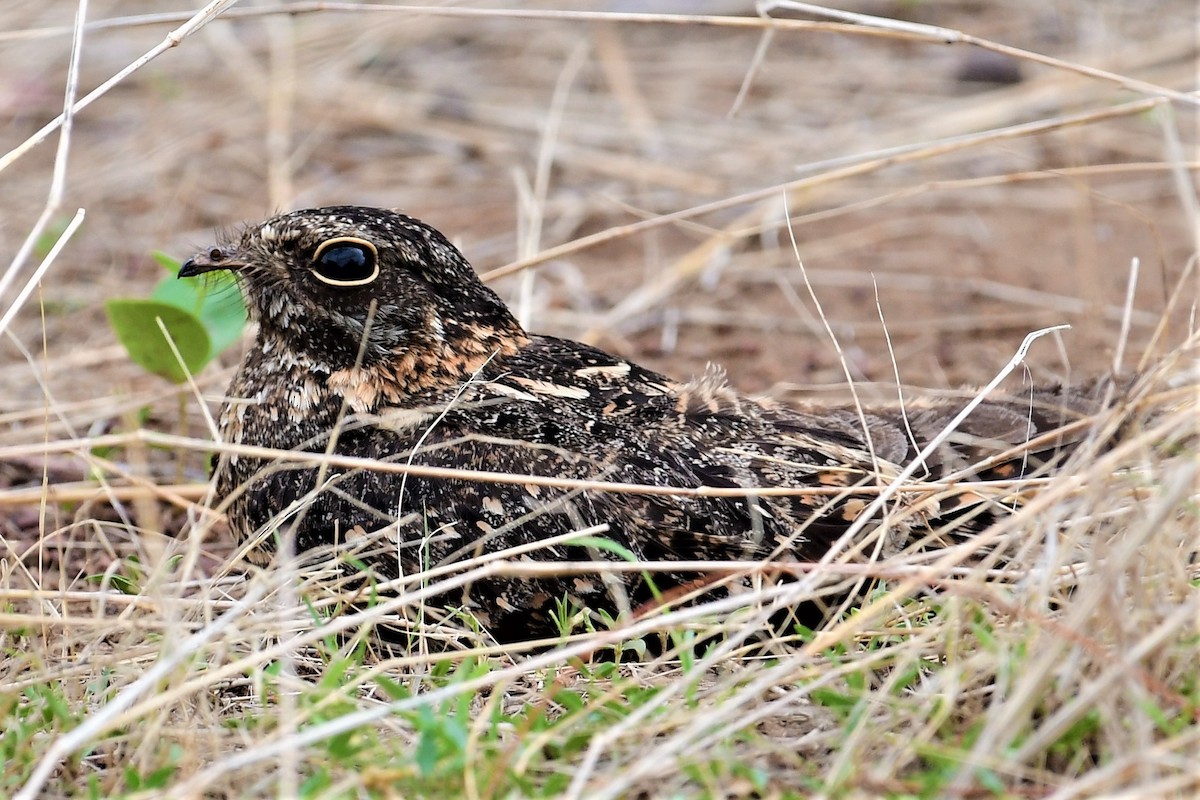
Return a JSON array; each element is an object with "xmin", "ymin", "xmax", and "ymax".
[{"xmin": 1, "ymin": 0, "xmax": 1195, "ymax": 413}]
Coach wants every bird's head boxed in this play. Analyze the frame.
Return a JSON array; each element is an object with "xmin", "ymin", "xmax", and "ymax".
[{"xmin": 180, "ymin": 206, "xmax": 526, "ymax": 372}]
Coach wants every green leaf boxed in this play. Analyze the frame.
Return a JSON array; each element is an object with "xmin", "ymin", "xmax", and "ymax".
[
  {"xmin": 152, "ymin": 250, "xmax": 181, "ymax": 274},
  {"xmin": 150, "ymin": 273, "xmax": 205, "ymax": 314},
  {"xmin": 810, "ymin": 688, "xmax": 859, "ymax": 716},
  {"xmin": 573, "ymin": 535, "xmax": 639, "ymax": 562},
  {"xmin": 975, "ymin": 767, "xmax": 1006, "ymax": 795},
  {"xmin": 374, "ymin": 674, "xmax": 409, "ymax": 702},
  {"xmin": 298, "ymin": 769, "xmax": 331, "ymax": 799},
  {"xmin": 104, "ymin": 299, "xmax": 211, "ymax": 384},
  {"xmin": 141, "ymin": 762, "xmax": 178, "ymax": 790},
  {"xmin": 109, "ymin": 574, "xmax": 140, "ymax": 596},
  {"xmin": 34, "ymin": 216, "xmax": 75, "ymax": 259},
  {"xmin": 414, "ymin": 712, "xmax": 440, "ymax": 776},
  {"xmin": 194, "ymin": 283, "xmax": 247, "ymax": 358},
  {"xmin": 318, "ymin": 657, "xmax": 353, "ymax": 691},
  {"xmin": 326, "ymin": 729, "xmax": 358, "ymax": 759},
  {"xmin": 150, "ymin": 257, "xmax": 247, "ymax": 360}
]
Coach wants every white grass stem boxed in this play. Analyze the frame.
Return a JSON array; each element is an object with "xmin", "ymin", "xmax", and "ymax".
[
  {"xmin": 0, "ymin": 211, "xmax": 86, "ymax": 339},
  {"xmin": 1113, "ymin": 257, "xmax": 1140, "ymax": 376},
  {"xmin": 819, "ymin": 323, "xmax": 1071, "ymax": 564},
  {"xmin": 0, "ymin": 0, "xmax": 86, "ymax": 331}
]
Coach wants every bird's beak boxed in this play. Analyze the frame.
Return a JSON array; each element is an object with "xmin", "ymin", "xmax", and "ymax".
[{"xmin": 178, "ymin": 247, "xmax": 239, "ymax": 279}]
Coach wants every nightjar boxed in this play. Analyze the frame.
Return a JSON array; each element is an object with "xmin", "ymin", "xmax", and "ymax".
[{"xmin": 180, "ymin": 206, "xmax": 1107, "ymax": 643}]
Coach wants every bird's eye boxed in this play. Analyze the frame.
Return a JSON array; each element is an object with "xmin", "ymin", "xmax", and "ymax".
[{"xmin": 310, "ymin": 237, "xmax": 379, "ymax": 287}]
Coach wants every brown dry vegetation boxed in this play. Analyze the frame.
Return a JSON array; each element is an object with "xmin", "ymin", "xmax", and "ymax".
[{"xmin": 1, "ymin": 2, "xmax": 1197, "ymax": 798}]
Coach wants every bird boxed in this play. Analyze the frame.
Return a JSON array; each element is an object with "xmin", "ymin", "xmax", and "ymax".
[{"xmin": 179, "ymin": 205, "xmax": 1109, "ymax": 644}]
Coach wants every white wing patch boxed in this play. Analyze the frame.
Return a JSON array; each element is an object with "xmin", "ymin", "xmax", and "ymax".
[
  {"xmin": 372, "ymin": 406, "xmax": 437, "ymax": 432},
  {"xmin": 574, "ymin": 362, "xmax": 631, "ymax": 380},
  {"xmin": 486, "ymin": 382, "xmax": 539, "ymax": 402},
  {"xmin": 509, "ymin": 376, "xmax": 591, "ymax": 399}
]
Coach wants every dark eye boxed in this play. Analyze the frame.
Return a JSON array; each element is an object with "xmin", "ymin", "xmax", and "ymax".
[{"xmin": 311, "ymin": 237, "xmax": 379, "ymax": 286}]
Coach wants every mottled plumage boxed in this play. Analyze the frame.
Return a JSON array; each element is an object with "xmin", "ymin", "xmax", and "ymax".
[{"xmin": 181, "ymin": 206, "xmax": 1107, "ymax": 642}]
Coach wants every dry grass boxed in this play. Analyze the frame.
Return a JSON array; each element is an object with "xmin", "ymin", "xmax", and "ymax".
[{"xmin": 1, "ymin": 2, "xmax": 1198, "ymax": 798}]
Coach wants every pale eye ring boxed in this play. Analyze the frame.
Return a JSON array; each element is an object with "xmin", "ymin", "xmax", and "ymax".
[{"xmin": 310, "ymin": 237, "xmax": 379, "ymax": 286}]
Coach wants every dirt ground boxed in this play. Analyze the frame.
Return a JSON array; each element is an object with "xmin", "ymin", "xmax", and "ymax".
[{"xmin": 0, "ymin": 2, "xmax": 1196, "ymax": 557}]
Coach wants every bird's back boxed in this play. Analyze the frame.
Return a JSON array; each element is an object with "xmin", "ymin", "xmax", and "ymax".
[{"xmin": 215, "ymin": 331, "xmax": 1107, "ymax": 641}]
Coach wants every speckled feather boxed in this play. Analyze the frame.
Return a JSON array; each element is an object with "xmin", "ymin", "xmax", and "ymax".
[{"xmin": 182, "ymin": 206, "xmax": 1108, "ymax": 642}]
